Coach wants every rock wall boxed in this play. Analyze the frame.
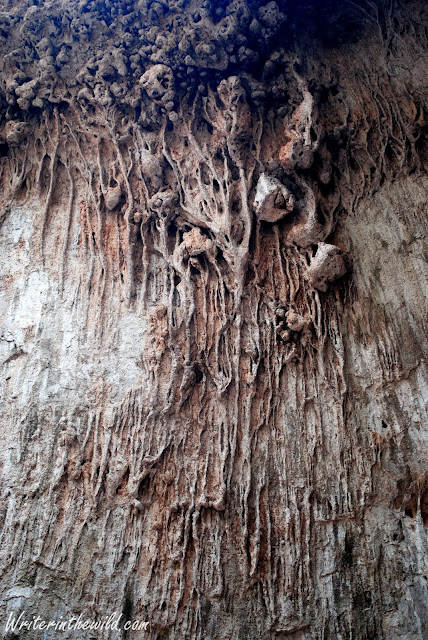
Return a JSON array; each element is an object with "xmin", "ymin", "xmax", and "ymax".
[{"xmin": 0, "ymin": 1, "xmax": 427, "ymax": 638}]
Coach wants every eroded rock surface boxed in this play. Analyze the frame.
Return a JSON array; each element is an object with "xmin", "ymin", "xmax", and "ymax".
[{"xmin": 0, "ymin": 1, "xmax": 428, "ymax": 639}]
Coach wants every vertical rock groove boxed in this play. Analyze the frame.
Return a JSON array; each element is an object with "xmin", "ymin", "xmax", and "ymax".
[{"xmin": 0, "ymin": 1, "xmax": 427, "ymax": 638}]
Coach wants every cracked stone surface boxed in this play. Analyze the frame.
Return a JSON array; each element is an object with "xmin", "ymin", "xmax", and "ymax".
[{"xmin": 0, "ymin": 1, "xmax": 427, "ymax": 639}]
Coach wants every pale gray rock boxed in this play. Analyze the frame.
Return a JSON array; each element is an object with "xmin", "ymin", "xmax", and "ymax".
[
  {"xmin": 306, "ymin": 242, "xmax": 348, "ymax": 291},
  {"xmin": 253, "ymin": 174, "xmax": 295, "ymax": 223}
]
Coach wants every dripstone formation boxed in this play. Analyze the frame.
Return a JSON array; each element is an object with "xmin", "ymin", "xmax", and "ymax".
[{"xmin": 0, "ymin": 1, "xmax": 427, "ymax": 639}]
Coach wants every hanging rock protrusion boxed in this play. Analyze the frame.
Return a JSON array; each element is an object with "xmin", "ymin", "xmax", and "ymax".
[
  {"xmin": 253, "ymin": 174, "xmax": 295, "ymax": 223},
  {"xmin": 306, "ymin": 242, "xmax": 349, "ymax": 291}
]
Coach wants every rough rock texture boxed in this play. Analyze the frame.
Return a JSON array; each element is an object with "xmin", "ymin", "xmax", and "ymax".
[{"xmin": 0, "ymin": 1, "xmax": 428, "ymax": 639}]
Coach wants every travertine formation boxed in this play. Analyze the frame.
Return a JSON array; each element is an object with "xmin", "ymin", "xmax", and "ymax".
[{"xmin": 0, "ymin": 1, "xmax": 427, "ymax": 639}]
